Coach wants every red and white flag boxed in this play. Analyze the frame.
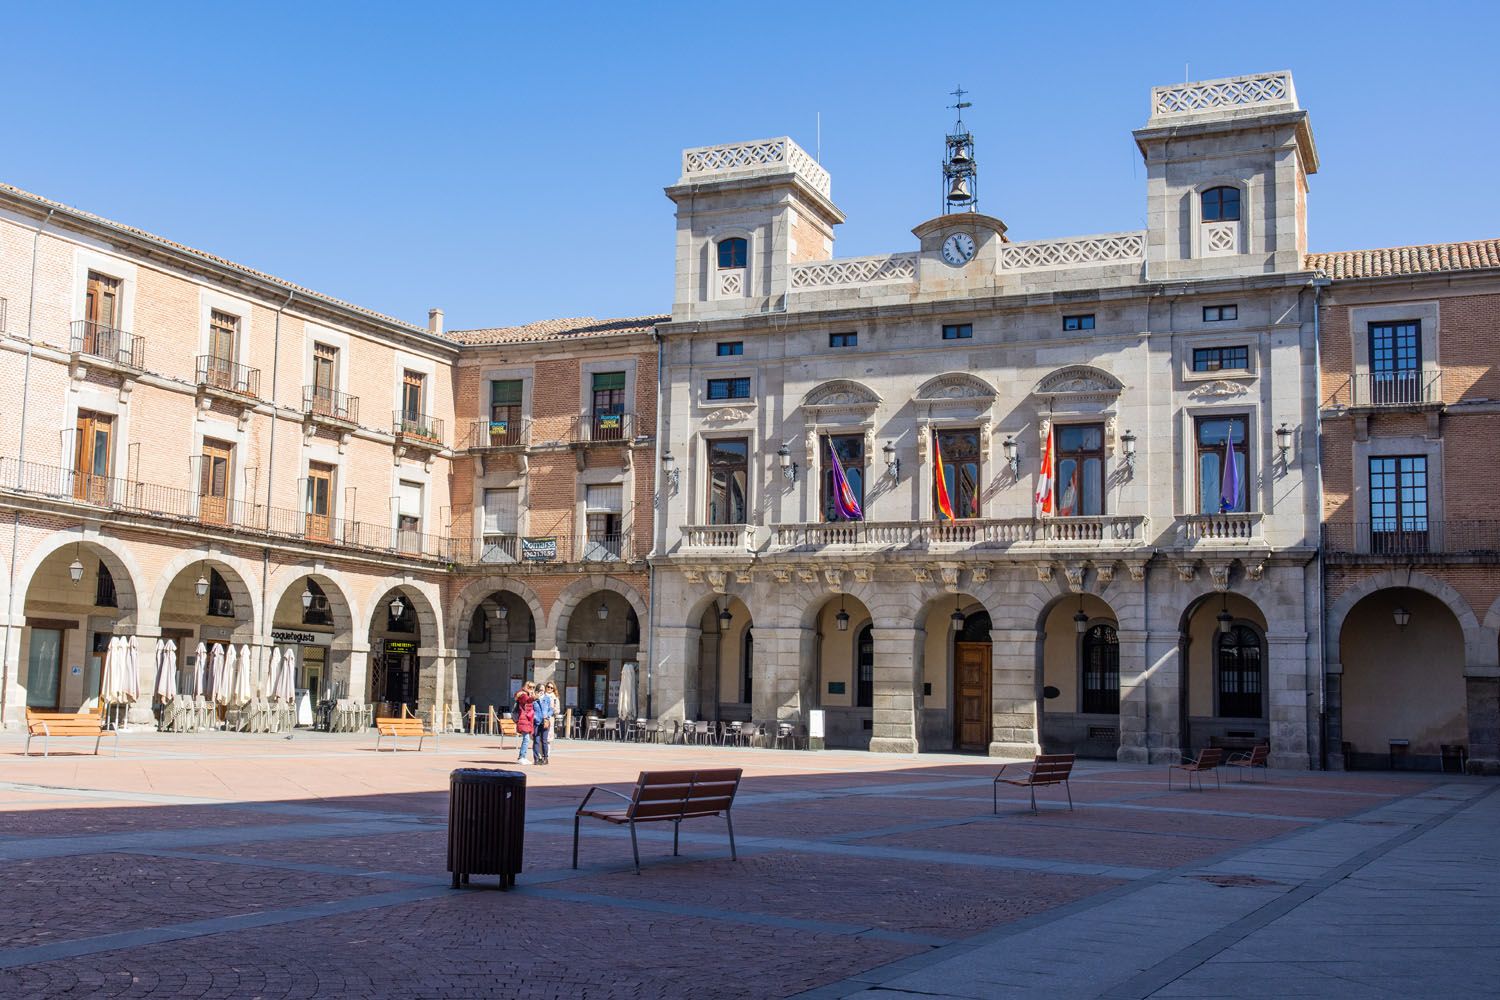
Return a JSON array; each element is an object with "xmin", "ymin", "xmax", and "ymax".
[{"xmin": 1034, "ymin": 425, "xmax": 1054, "ymax": 515}]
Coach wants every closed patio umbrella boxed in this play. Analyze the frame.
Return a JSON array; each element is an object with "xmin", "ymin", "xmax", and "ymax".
[
  {"xmin": 618, "ymin": 661, "xmax": 635, "ymax": 720},
  {"xmin": 277, "ymin": 646, "xmax": 297, "ymax": 702},
  {"xmin": 231, "ymin": 644, "xmax": 254, "ymax": 705},
  {"xmin": 212, "ymin": 643, "xmax": 228, "ymax": 705},
  {"xmin": 267, "ymin": 647, "xmax": 282, "ymax": 702},
  {"xmin": 190, "ymin": 641, "xmax": 207, "ymax": 699},
  {"xmin": 124, "ymin": 636, "xmax": 141, "ymax": 704},
  {"xmin": 154, "ymin": 639, "xmax": 178, "ymax": 701},
  {"xmin": 94, "ymin": 636, "xmax": 120, "ymax": 710}
]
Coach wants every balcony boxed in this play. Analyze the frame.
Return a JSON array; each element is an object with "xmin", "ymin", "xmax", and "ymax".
[
  {"xmin": 302, "ymin": 386, "xmax": 359, "ymax": 429},
  {"xmin": 572, "ymin": 411, "xmax": 634, "ymax": 445},
  {"xmin": 0, "ymin": 456, "xmax": 456, "ymax": 562},
  {"xmin": 682, "ymin": 524, "xmax": 754, "ymax": 551},
  {"xmin": 467, "ymin": 417, "xmax": 530, "ymax": 451},
  {"xmin": 1178, "ymin": 512, "xmax": 1265, "ymax": 545},
  {"xmin": 1323, "ymin": 521, "xmax": 1500, "ymax": 561},
  {"xmin": 393, "ymin": 410, "xmax": 444, "ymax": 451},
  {"xmin": 195, "ymin": 356, "xmax": 261, "ymax": 400},
  {"xmin": 70, "ymin": 321, "xmax": 144, "ymax": 372},
  {"xmin": 582, "ymin": 532, "xmax": 630, "ymax": 562},
  {"xmin": 769, "ymin": 516, "xmax": 1148, "ymax": 553},
  {"xmin": 1348, "ymin": 370, "xmax": 1443, "ymax": 411}
]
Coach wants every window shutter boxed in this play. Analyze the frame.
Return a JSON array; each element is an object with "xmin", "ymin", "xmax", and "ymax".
[
  {"xmin": 484, "ymin": 488, "xmax": 518, "ymax": 533},
  {"xmin": 592, "ymin": 372, "xmax": 625, "ymax": 392},
  {"xmin": 586, "ymin": 484, "xmax": 623, "ymax": 512},
  {"xmin": 491, "ymin": 379, "xmax": 523, "ymax": 406},
  {"xmin": 398, "ymin": 480, "xmax": 422, "ymax": 517}
]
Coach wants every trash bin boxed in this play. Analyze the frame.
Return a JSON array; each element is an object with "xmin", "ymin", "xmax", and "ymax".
[
  {"xmin": 1388, "ymin": 739, "xmax": 1410, "ymax": 771},
  {"xmin": 448, "ymin": 768, "xmax": 526, "ymax": 890},
  {"xmin": 1441, "ymin": 744, "xmax": 1469, "ymax": 774}
]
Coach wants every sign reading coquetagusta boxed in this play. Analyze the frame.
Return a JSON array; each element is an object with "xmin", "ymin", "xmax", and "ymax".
[{"xmin": 271, "ymin": 629, "xmax": 322, "ymax": 645}]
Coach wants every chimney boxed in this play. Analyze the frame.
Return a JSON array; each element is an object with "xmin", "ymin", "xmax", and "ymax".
[{"xmin": 428, "ymin": 308, "xmax": 444, "ymax": 336}]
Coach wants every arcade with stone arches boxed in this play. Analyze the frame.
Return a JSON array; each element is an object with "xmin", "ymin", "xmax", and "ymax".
[{"xmin": 653, "ymin": 555, "xmax": 1315, "ymax": 766}]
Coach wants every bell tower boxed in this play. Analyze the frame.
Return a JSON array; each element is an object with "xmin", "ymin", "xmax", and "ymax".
[{"xmin": 941, "ymin": 87, "xmax": 977, "ymax": 215}]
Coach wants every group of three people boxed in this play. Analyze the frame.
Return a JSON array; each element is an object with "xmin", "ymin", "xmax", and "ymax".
[{"xmin": 512, "ymin": 680, "xmax": 559, "ymax": 765}]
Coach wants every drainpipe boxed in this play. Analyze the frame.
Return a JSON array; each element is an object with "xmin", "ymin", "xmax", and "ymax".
[
  {"xmin": 258, "ymin": 290, "xmax": 294, "ymax": 672},
  {"xmin": 1310, "ymin": 273, "xmax": 1331, "ymax": 768},
  {"xmin": 3, "ymin": 207, "xmax": 54, "ymax": 724},
  {"xmin": 648, "ymin": 326, "xmax": 665, "ymax": 719}
]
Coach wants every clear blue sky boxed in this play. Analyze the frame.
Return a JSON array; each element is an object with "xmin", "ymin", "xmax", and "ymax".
[{"xmin": 4, "ymin": 2, "xmax": 1494, "ymax": 331}]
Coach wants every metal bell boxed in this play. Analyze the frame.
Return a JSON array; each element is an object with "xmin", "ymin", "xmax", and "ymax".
[
  {"xmin": 946, "ymin": 176, "xmax": 973, "ymax": 204},
  {"xmin": 950, "ymin": 144, "xmax": 971, "ymax": 165}
]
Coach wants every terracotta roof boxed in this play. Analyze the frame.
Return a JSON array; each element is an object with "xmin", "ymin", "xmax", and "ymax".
[
  {"xmin": 452, "ymin": 315, "xmax": 666, "ymax": 346},
  {"xmin": 1306, "ymin": 239, "xmax": 1500, "ymax": 280},
  {"xmin": 0, "ymin": 181, "xmax": 444, "ymax": 340}
]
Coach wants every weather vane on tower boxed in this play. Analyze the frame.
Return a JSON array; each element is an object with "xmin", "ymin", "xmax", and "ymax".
[{"xmin": 942, "ymin": 85, "xmax": 977, "ymax": 214}]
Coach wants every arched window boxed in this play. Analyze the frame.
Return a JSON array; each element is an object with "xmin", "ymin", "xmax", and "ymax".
[
  {"xmin": 958, "ymin": 609, "xmax": 992, "ymax": 643},
  {"xmin": 94, "ymin": 561, "xmax": 118, "ymax": 609},
  {"xmin": 468, "ymin": 607, "xmax": 489, "ymax": 646},
  {"xmin": 207, "ymin": 569, "xmax": 233, "ymax": 618},
  {"xmin": 626, "ymin": 608, "xmax": 640, "ymax": 646},
  {"xmin": 1080, "ymin": 623, "xmax": 1119, "ymax": 714},
  {"xmin": 1201, "ymin": 186, "xmax": 1241, "ymax": 223},
  {"xmin": 1217, "ymin": 624, "xmax": 1263, "ymax": 718},
  {"xmin": 717, "ymin": 237, "xmax": 747, "ymax": 270},
  {"xmin": 742, "ymin": 628, "xmax": 754, "ymax": 703},
  {"xmin": 856, "ymin": 624, "xmax": 874, "ymax": 708}
]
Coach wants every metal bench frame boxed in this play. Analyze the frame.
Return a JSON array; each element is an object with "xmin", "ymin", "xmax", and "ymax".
[{"xmin": 573, "ymin": 768, "xmax": 743, "ymax": 873}]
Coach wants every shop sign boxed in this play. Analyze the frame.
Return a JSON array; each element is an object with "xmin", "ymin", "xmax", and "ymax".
[
  {"xmin": 521, "ymin": 536, "xmax": 557, "ymax": 562},
  {"xmin": 271, "ymin": 629, "xmax": 322, "ymax": 645},
  {"xmin": 385, "ymin": 640, "xmax": 417, "ymax": 655}
]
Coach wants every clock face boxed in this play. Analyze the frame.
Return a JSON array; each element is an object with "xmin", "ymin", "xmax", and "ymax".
[{"xmin": 941, "ymin": 232, "xmax": 976, "ymax": 266}]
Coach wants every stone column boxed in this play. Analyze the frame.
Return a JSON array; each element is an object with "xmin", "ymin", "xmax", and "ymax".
[
  {"xmin": 126, "ymin": 627, "xmax": 165, "ymax": 726},
  {"xmin": 1128, "ymin": 628, "xmax": 1184, "ymax": 764},
  {"xmin": 1266, "ymin": 630, "xmax": 1312, "ymax": 769},
  {"xmin": 529, "ymin": 648, "xmax": 564, "ymax": 688},
  {"xmin": 652, "ymin": 625, "xmax": 699, "ymax": 722},
  {"xmin": 1464, "ymin": 671, "xmax": 1500, "ymax": 774},
  {"xmin": 346, "ymin": 642, "xmax": 370, "ymax": 705},
  {"xmin": 1116, "ymin": 628, "xmax": 1148, "ymax": 763},
  {"xmin": 989, "ymin": 628, "xmax": 1039, "ymax": 759},
  {"xmin": 1324, "ymin": 662, "xmax": 1345, "ymax": 771},
  {"xmin": 869, "ymin": 623, "xmax": 923, "ymax": 753},
  {"xmin": 0, "ymin": 614, "xmax": 22, "ymax": 727},
  {"xmin": 751, "ymin": 625, "xmax": 815, "ymax": 725}
]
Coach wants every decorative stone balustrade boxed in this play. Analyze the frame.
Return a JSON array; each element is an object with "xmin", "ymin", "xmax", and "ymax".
[
  {"xmin": 789, "ymin": 253, "xmax": 918, "ymax": 290},
  {"xmin": 1038, "ymin": 516, "xmax": 1146, "ymax": 543},
  {"xmin": 772, "ymin": 516, "xmax": 1144, "ymax": 551},
  {"xmin": 999, "ymin": 232, "xmax": 1145, "ymax": 271},
  {"xmin": 1179, "ymin": 513, "xmax": 1264, "ymax": 544},
  {"xmin": 681, "ymin": 524, "xmax": 754, "ymax": 551},
  {"xmin": 680, "ymin": 137, "xmax": 831, "ymax": 197},
  {"xmin": 1150, "ymin": 72, "xmax": 1297, "ymax": 119}
]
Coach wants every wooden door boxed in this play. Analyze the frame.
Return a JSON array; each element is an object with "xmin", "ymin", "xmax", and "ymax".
[
  {"xmin": 955, "ymin": 642, "xmax": 991, "ymax": 752},
  {"xmin": 73, "ymin": 411, "xmax": 113, "ymax": 504},
  {"xmin": 208, "ymin": 311, "xmax": 237, "ymax": 387},
  {"xmin": 199, "ymin": 439, "xmax": 232, "ymax": 525},
  {"xmin": 312, "ymin": 345, "xmax": 337, "ymax": 415},
  {"xmin": 85, "ymin": 271, "xmax": 121, "ymax": 354},
  {"xmin": 305, "ymin": 463, "xmax": 332, "ymax": 540}
]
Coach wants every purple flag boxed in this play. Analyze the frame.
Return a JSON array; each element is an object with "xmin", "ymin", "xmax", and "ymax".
[
  {"xmin": 1219, "ymin": 429, "xmax": 1241, "ymax": 513},
  {"xmin": 828, "ymin": 439, "xmax": 863, "ymax": 521}
]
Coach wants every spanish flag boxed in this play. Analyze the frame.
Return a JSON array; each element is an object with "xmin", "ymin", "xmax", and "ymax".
[{"xmin": 934, "ymin": 431, "xmax": 956, "ymax": 521}]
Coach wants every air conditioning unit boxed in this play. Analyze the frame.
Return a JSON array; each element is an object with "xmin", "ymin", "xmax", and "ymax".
[
  {"xmin": 308, "ymin": 595, "xmax": 331, "ymax": 613},
  {"xmin": 210, "ymin": 597, "xmax": 235, "ymax": 618}
]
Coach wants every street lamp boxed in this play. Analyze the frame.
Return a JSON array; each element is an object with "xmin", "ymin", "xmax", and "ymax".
[
  {"xmin": 661, "ymin": 451, "xmax": 679, "ymax": 490},
  {"xmin": 777, "ymin": 443, "xmax": 799, "ymax": 483},
  {"xmin": 68, "ymin": 544, "xmax": 84, "ymax": 584},
  {"xmin": 301, "ymin": 587, "xmax": 314, "ymax": 610},
  {"xmin": 1120, "ymin": 429, "xmax": 1137, "ymax": 469},
  {"xmin": 1217, "ymin": 595, "xmax": 1234, "ymax": 635},
  {"xmin": 1276, "ymin": 422, "xmax": 1293, "ymax": 461},
  {"xmin": 950, "ymin": 598, "xmax": 964, "ymax": 632},
  {"xmin": 835, "ymin": 596, "xmax": 850, "ymax": 632},
  {"xmin": 597, "ymin": 600, "xmax": 609, "ymax": 621},
  {"xmin": 195, "ymin": 563, "xmax": 210, "ymax": 598},
  {"xmin": 883, "ymin": 441, "xmax": 900, "ymax": 480},
  {"xmin": 1393, "ymin": 606, "xmax": 1411, "ymax": 630},
  {"xmin": 390, "ymin": 594, "xmax": 406, "ymax": 620},
  {"xmin": 495, "ymin": 600, "xmax": 509, "ymax": 622},
  {"xmin": 1074, "ymin": 596, "xmax": 1088, "ymax": 634},
  {"xmin": 1002, "ymin": 436, "xmax": 1019, "ymax": 476},
  {"xmin": 718, "ymin": 603, "xmax": 732, "ymax": 626}
]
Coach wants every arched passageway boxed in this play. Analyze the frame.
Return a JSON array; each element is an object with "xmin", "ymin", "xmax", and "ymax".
[
  {"xmin": 809, "ymin": 594, "xmax": 874, "ymax": 748},
  {"xmin": 19, "ymin": 541, "xmax": 140, "ymax": 712},
  {"xmin": 563, "ymin": 591, "xmax": 641, "ymax": 717},
  {"xmin": 917, "ymin": 594, "xmax": 989, "ymax": 752},
  {"xmin": 1179, "ymin": 592, "xmax": 1269, "ymax": 753},
  {"xmin": 367, "ymin": 585, "xmax": 437, "ymax": 716},
  {"xmin": 1038, "ymin": 593, "xmax": 1120, "ymax": 758},
  {"xmin": 463, "ymin": 591, "xmax": 537, "ymax": 714}
]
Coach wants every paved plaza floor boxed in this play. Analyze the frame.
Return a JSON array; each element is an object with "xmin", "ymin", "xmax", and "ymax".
[{"xmin": 0, "ymin": 731, "xmax": 1495, "ymax": 998}]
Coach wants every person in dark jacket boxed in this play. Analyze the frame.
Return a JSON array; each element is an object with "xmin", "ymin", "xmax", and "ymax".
[{"xmin": 514, "ymin": 682, "xmax": 536, "ymax": 765}]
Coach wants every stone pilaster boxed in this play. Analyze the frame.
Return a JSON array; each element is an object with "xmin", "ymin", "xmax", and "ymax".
[
  {"xmin": 652, "ymin": 625, "xmax": 699, "ymax": 722},
  {"xmin": 751, "ymin": 624, "xmax": 815, "ymax": 725},
  {"xmin": 1267, "ymin": 630, "xmax": 1312, "ymax": 769},
  {"xmin": 1124, "ymin": 628, "xmax": 1184, "ymax": 764},
  {"xmin": 1116, "ymin": 628, "xmax": 1148, "ymax": 763},
  {"xmin": 529, "ymin": 648, "xmax": 564, "ymax": 688},
  {"xmin": 1464, "ymin": 673, "xmax": 1500, "ymax": 774},
  {"xmin": 989, "ymin": 628, "xmax": 1040, "ymax": 758},
  {"xmin": 869, "ymin": 623, "xmax": 923, "ymax": 753}
]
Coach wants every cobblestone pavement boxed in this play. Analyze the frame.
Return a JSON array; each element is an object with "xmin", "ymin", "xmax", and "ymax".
[{"xmin": 0, "ymin": 731, "xmax": 1487, "ymax": 998}]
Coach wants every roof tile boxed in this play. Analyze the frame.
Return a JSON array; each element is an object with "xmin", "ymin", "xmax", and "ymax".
[
  {"xmin": 1306, "ymin": 238, "xmax": 1500, "ymax": 280},
  {"xmin": 451, "ymin": 315, "xmax": 665, "ymax": 346}
]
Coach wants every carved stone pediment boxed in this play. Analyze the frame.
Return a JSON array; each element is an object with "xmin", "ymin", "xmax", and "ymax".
[
  {"xmin": 803, "ymin": 379, "xmax": 881, "ymax": 411},
  {"xmin": 1033, "ymin": 365, "xmax": 1124, "ymax": 399},
  {"xmin": 1188, "ymin": 379, "xmax": 1251, "ymax": 401},
  {"xmin": 916, "ymin": 372, "xmax": 997, "ymax": 404},
  {"xmin": 703, "ymin": 406, "xmax": 754, "ymax": 423}
]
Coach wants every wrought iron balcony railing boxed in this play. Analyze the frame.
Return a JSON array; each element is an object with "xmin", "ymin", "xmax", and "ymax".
[
  {"xmin": 195, "ymin": 356, "xmax": 261, "ymax": 398},
  {"xmin": 1323, "ymin": 521, "xmax": 1500, "ymax": 557},
  {"xmin": 393, "ymin": 410, "xmax": 444, "ymax": 446},
  {"xmin": 1348, "ymin": 369, "xmax": 1443, "ymax": 409},
  {"xmin": 468, "ymin": 417, "xmax": 530, "ymax": 450},
  {"xmin": 573, "ymin": 411, "xmax": 633, "ymax": 444},
  {"xmin": 71, "ymin": 320, "xmax": 144, "ymax": 369},
  {"xmin": 303, "ymin": 385, "xmax": 359, "ymax": 424}
]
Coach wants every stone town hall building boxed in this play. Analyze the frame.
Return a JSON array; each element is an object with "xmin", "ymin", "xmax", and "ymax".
[{"xmin": 2, "ymin": 71, "xmax": 1497, "ymax": 771}]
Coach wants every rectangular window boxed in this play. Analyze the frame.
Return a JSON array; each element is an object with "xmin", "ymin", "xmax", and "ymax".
[
  {"xmin": 591, "ymin": 371, "xmax": 626, "ymax": 441},
  {"xmin": 1195, "ymin": 415, "xmax": 1250, "ymax": 514},
  {"xmin": 482, "ymin": 487, "xmax": 519, "ymax": 562},
  {"xmin": 1192, "ymin": 345, "xmax": 1250, "ymax": 372},
  {"xmin": 84, "ymin": 271, "xmax": 122, "ymax": 354},
  {"xmin": 310, "ymin": 344, "xmax": 338, "ymax": 414},
  {"xmin": 397, "ymin": 480, "xmax": 422, "ymax": 552},
  {"xmin": 198, "ymin": 438, "xmax": 233, "ymax": 525},
  {"xmin": 1063, "ymin": 314, "xmax": 1095, "ymax": 331},
  {"xmin": 1368, "ymin": 455, "xmax": 1428, "ymax": 554},
  {"xmin": 821, "ymin": 434, "xmax": 865, "ymax": 522},
  {"xmin": 72, "ymin": 410, "xmax": 113, "ymax": 504},
  {"xmin": 1368, "ymin": 321, "xmax": 1422, "ymax": 404},
  {"xmin": 716, "ymin": 342, "xmax": 743, "ymax": 357},
  {"xmin": 707, "ymin": 438, "xmax": 749, "ymax": 525},
  {"xmin": 1054, "ymin": 424, "xmax": 1105, "ymax": 516},
  {"xmin": 1203, "ymin": 305, "xmax": 1238, "ymax": 322},
  {"xmin": 489, "ymin": 379, "xmax": 524, "ymax": 445},
  {"xmin": 706, "ymin": 377, "xmax": 751, "ymax": 400},
  {"xmin": 829, "ymin": 331, "xmax": 857, "ymax": 348},
  {"xmin": 401, "ymin": 370, "xmax": 425, "ymax": 419},
  {"xmin": 935, "ymin": 429, "xmax": 981, "ymax": 519},
  {"xmin": 941, "ymin": 323, "xmax": 973, "ymax": 340},
  {"xmin": 585, "ymin": 484, "xmax": 624, "ymax": 559},
  {"xmin": 205, "ymin": 310, "xmax": 238, "ymax": 388},
  {"xmin": 305, "ymin": 462, "xmax": 333, "ymax": 541}
]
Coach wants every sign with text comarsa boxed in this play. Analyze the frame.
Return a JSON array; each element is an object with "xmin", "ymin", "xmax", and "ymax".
[{"xmin": 521, "ymin": 536, "xmax": 557, "ymax": 561}]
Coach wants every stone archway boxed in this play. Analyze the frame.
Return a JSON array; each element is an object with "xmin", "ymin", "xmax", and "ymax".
[
  {"xmin": 1036, "ymin": 591, "xmax": 1121, "ymax": 758},
  {"xmin": 1177, "ymin": 591, "xmax": 1270, "ymax": 755}
]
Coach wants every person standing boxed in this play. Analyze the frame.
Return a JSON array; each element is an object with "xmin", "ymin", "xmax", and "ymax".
[
  {"xmin": 533, "ymin": 681, "xmax": 554, "ymax": 765},
  {"xmin": 514, "ymin": 682, "xmax": 536, "ymax": 766}
]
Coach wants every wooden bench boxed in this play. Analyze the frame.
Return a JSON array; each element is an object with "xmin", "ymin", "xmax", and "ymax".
[
  {"xmin": 496, "ymin": 717, "xmax": 517, "ymax": 749},
  {"xmin": 573, "ymin": 768, "xmax": 742, "ymax": 873},
  {"xmin": 1169, "ymin": 747, "xmax": 1224, "ymax": 791},
  {"xmin": 374, "ymin": 716, "xmax": 437, "ymax": 751},
  {"xmin": 1227, "ymin": 744, "xmax": 1270, "ymax": 782},
  {"xmin": 25, "ymin": 708, "xmax": 117, "ymax": 758},
  {"xmin": 994, "ymin": 754, "xmax": 1076, "ymax": 814}
]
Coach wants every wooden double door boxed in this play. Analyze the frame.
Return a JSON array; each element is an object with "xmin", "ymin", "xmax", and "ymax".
[{"xmin": 955, "ymin": 642, "xmax": 992, "ymax": 752}]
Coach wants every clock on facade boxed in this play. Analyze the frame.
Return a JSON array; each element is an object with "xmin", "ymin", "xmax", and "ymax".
[{"xmin": 941, "ymin": 232, "xmax": 976, "ymax": 266}]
